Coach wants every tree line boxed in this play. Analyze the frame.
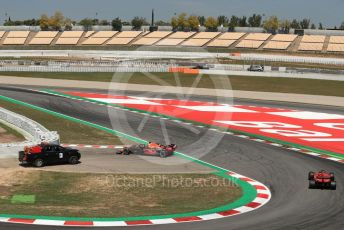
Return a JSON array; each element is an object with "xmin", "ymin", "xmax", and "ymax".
[{"xmin": 3, "ymin": 11, "xmax": 344, "ymax": 32}]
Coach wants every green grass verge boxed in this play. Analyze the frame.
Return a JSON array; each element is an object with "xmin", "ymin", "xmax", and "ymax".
[
  {"xmin": 0, "ymin": 171, "xmax": 242, "ymax": 218},
  {"xmin": 0, "ymin": 121, "xmax": 25, "ymax": 143},
  {"xmin": 0, "ymin": 100, "xmax": 123, "ymax": 145},
  {"xmin": 1, "ymin": 72, "xmax": 344, "ymax": 97}
]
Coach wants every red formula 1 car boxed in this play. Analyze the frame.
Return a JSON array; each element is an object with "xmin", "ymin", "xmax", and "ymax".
[
  {"xmin": 308, "ymin": 170, "xmax": 336, "ymax": 190},
  {"xmin": 116, "ymin": 143, "xmax": 177, "ymax": 158}
]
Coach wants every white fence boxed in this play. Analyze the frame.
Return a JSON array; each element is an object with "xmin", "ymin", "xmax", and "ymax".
[
  {"xmin": 0, "ymin": 66, "xmax": 169, "ymax": 72},
  {"xmin": 231, "ymin": 53, "xmax": 344, "ymax": 66},
  {"xmin": 0, "ymin": 107, "xmax": 60, "ymax": 148}
]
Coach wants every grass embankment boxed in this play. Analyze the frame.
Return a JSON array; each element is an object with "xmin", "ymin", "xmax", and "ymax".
[
  {"xmin": 0, "ymin": 170, "xmax": 241, "ymax": 218},
  {"xmin": 1, "ymin": 71, "xmax": 344, "ymax": 97},
  {"xmin": 0, "ymin": 122, "xmax": 25, "ymax": 143},
  {"xmin": 0, "ymin": 99, "xmax": 122, "ymax": 145}
]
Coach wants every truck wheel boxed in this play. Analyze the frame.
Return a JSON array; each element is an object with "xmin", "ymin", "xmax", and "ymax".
[
  {"xmin": 330, "ymin": 181, "xmax": 336, "ymax": 190},
  {"xmin": 309, "ymin": 180, "xmax": 316, "ymax": 189},
  {"xmin": 68, "ymin": 156, "xmax": 79, "ymax": 165},
  {"xmin": 34, "ymin": 159, "xmax": 44, "ymax": 167},
  {"xmin": 308, "ymin": 172, "xmax": 314, "ymax": 180}
]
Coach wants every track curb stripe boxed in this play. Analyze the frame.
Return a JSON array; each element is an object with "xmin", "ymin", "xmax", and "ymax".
[{"xmin": 61, "ymin": 144, "xmax": 124, "ymax": 149}]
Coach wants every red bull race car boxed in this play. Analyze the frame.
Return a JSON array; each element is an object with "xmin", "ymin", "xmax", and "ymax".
[
  {"xmin": 308, "ymin": 170, "xmax": 336, "ymax": 190},
  {"xmin": 116, "ymin": 142, "xmax": 177, "ymax": 158}
]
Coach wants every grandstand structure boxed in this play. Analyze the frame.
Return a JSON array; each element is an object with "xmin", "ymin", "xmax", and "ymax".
[
  {"xmin": 327, "ymin": 36, "xmax": 344, "ymax": 52},
  {"xmin": 207, "ymin": 32, "xmax": 245, "ymax": 47},
  {"xmin": 298, "ymin": 35, "xmax": 326, "ymax": 51},
  {"xmin": 156, "ymin": 32, "xmax": 195, "ymax": 46},
  {"xmin": 132, "ymin": 31, "xmax": 171, "ymax": 46},
  {"xmin": 3, "ymin": 31, "xmax": 30, "ymax": 45},
  {"xmin": 0, "ymin": 30, "xmax": 342, "ymax": 53},
  {"xmin": 182, "ymin": 32, "xmax": 220, "ymax": 47},
  {"xmin": 54, "ymin": 31, "xmax": 83, "ymax": 45},
  {"xmin": 263, "ymin": 34, "xmax": 297, "ymax": 50},
  {"xmin": 107, "ymin": 31, "xmax": 143, "ymax": 45},
  {"xmin": 236, "ymin": 33, "xmax": 271, "ymax": 49},
  {"xmin": 29, "ymin": 31, "xmax": 58, "ymax": 45},
  {"xmin": 82, "ymin": 31, "xmax": 118, "ymax": 45}
]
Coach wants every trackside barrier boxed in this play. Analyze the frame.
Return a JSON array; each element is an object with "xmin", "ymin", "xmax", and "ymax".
[
  {"xmin": 168, "ymin": 67, "xmax": 200, "ymax": 74},
  {"xmin": 183, "ymin": 69, "xmax": 200, "ymax": 74},
  {"xmin": 0, "ymin": 107, "xmax": 60, "ymax": 149}
]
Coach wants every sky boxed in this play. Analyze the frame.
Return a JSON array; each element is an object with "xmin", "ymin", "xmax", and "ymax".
[{"xmin": 1, "ymin": 0, "xmax": 343, "ymax": 27}]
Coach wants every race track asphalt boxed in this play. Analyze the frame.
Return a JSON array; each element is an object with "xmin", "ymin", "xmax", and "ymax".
[{"xmin": 0, "ymin": 86, "xmax": 344, "ymax": 230}]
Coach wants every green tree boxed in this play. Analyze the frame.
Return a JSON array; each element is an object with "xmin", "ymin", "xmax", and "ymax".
[
  {"xmin": 92, "ymin": 19, "xmax": 99, "ymax": 25},
  {"xmin": 228, "ymin": 15, "xmax": 239, "ymax": 31},
  {"xmin": 339, "ymin": 21, "xmax": 344, "ymax": 30},
  {"xmin": 111, "ymin": 17, "xmax": 122, "ymax": 31},
  {"xmin": 217, "ymin": 15, "xmax": 228, "ymax": 26},
  {"xmin": 311, "ymin": 23, "xmax": 316, "ymax": 29},
  {"xmin": 79, "ymin": 18, "xmax": 94, "ymax": 31},
  {"xmin": 50, "ymin": 11, "xmax": 65, "ymax": 30},
  {"xmin": 64, "ymin": 18, "xmax": 73, "ymax": 31},
  {"xmin": 188, "ymin": 15, "xmax": 200, "ymax": 31},
  {"xmin": 3, "ymin": 20, "xmax": 15, "ymax": 26},
  {"xmin": 280, "ymin": 20, "xmax": 291, "ymax": 33},
  {"xmin": 290, "ymin": 19, "xmax": 300, "ymax": 29},
  {"xmin": 155, "ymin": 20, "xmax": 170, "ymax": 26},
  {"xmin": 204, "ymin": 16, "xmax": 218, "ymax": 31},
  {"xmin": 171, "ymin": 16, "xmax": 178, "ymax": 31},
  {"xmin": 198, "ymin": 16, "xmax": 205, "ymax": 26},
  {"xmin": 14, "ymin": 21, "xmax": 23, "ymax": 26},
  {"xmin": 300, "ymin": 18, "xmax": 310, "ymax": 29},
  {"xmin": 177, "ymin": 13, "xmax": 188, "ymax": 31},
  {"xmin": 239, "ymin": 16, "xmax": 247, "ymax": 27},
  {"xmin": 39, "ymin": 14, "xmax": 51, "ymax": 31},
  {"xmin": 263, "ymin": 16, "xmax": 279, "ymax": 32},
  {"xmin": 23, "ymin": 19, "xmax": 38, "ymax": 26},
  {"xmin": 131, "ymin": 17, "xmax": 146, "ymax": 30},
  {"xmin": 318, "ymin": 23, "xmax": 324, "ymax": 30},
  {"xmin": 171, "ymin": 13, "xmax": 191, "ymax": 31},
  {"xmin": 248, "ymin": 14, "xmax": 262, "ymax": 27},
  {"xmin": 99, "ymin": 20, "xmax": 110, "ymax": 26}
]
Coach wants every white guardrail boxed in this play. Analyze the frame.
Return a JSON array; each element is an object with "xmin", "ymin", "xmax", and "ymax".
[{"xmin": 0, "ymin": 107, "xmax": 60, "ymax": 149}]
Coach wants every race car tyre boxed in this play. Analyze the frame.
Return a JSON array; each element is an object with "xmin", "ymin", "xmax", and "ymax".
[
  {"xmin": 68, "ymin": 156, "xmax": 79, "ymax": 165},
  {"xmin": 308, "ymin": 172, "xmax": 315, "ymax": 180},
  {"xmin": 309, "ymin": 180, "xmax": 316, "ymax": 189},
  {"xmin": 330, "ymin": 172, "xmax": 335, "ymax": 181},
  {"xmin": 159, "ymin": 150, "xmax": 167, "ymax": 158},
  {"xmin": 123, "ymin": 149, "xmax": 130, "ymax": 155},
  {"xmin": 330, "ymin": 181, "xmax": 336, "ymax": 190},
  {"xmin": 34, "ymin": 158, "xmax": 44, "ymax": 167}
]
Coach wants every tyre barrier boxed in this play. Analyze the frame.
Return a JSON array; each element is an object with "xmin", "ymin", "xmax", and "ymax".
[{"xmin": 0, "ymin": 107, "xmax": 60, "ymax": 149}]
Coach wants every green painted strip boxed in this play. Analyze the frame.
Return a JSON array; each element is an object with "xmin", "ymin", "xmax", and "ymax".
[
  {"xmin": 0, "ymin": 94, "xmax": 258, "ymax": 221},
  {"xmin": 45, "ymin": 90, "xmax": 344, "ymax": 160},
  {"xmin": 11, "ymin": 195, "xmax": 35, "ymax": 204}
]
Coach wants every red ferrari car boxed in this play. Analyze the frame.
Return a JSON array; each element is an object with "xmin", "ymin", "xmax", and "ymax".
[
  {"xmin": 308, "ymin": 170, "xmax": 336, "ymax": 190},
  {"xmin": 116, "ymin": 143, "xmax": 177, "ymax": 158}
]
